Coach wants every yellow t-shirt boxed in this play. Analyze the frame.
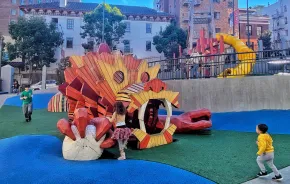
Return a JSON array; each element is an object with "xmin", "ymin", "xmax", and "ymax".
[{"xmin": 257, "ymin": 133, "xmax": 274, "ymax": 155}]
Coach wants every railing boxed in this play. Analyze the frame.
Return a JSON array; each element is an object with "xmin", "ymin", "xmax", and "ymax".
[{"xmin": 148, "ymin": 49, "xmax": 290, "ymax": 80}]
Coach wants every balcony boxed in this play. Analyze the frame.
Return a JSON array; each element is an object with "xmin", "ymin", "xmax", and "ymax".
[{"xmin": 272, "ymin": 12, "xmax": 284, "ymax": 19}]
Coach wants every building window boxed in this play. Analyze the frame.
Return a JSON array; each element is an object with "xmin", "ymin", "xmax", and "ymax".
[
  {"xmin": 257, "ymin": 26, "xmax": 262, "ymax": 36},
  {"xmin": 246, "ymin": 25, "xmax": 252, "ymax": 36},
  {"xmin": 29, "ymin": 0, "xmax": 33, "ymax": 4},
  {"xmin": 228, "ymin": 1, "xmax": 233, "ymax": 8},
  {"xmin": 19, "ymin": 10, "xmax": 24, "ymax": 17},
  {"xmin": 11, "ymin": 9, "xmax": 17, "ymax": 16},
  {"xmin": 146, "ymin": 23, "xmax": 152, "ymax": 33},
  {"xmin": 146, "ymin": 41, "xmax": 152, "ymax": 51},
  {"xmin": 213, "ymin": 0, "xmax": 220, "ymax": 3},
  {"xmin": 52, "ymin": 18, "xmax": 58, "ymax": 24},
  {"xmin": 38, "ymin": 0, "xmax": 42, "ymax": 3},
  {"xmin": 124, "ymin": 40, "xmax": 130, "ymax": 53},
  {"xmin": 66, "ymin": 38, "xmax": 73, "ymax": 48},
  {"xmin": 67, "ymin": 19, "xmax": 74, "ymax": 29},
  {"xmin": 11, "ymin": 0, "xmax": 17, "ymax": 4},
  {"xmin": 286, "ymin": 30, "xmax": 289, "ymax": 36},
  {"xmin": 125, "ymin": 22, "xmax": 130, "ymax": 32},
  {"xmin": 174, "ymin": 0, "xmax": 176, "ymax": 7},
  {"xmin": 20, "ymin": 0, "xmax": 25, "ymax": 5},
  {"xmin": 215, "ymin": 28, "xmax": 221, "ymax": 33},
  {"xmin": 284, "ymin": 5, "xmax": 287, "ymax": 12},
  {"xmin": 214, "ymin": 12, "xmax": 220, "ymax": 20},
  {"xmin": 285, "ymin": 17, "xmax": 288, "ymax": 24}
]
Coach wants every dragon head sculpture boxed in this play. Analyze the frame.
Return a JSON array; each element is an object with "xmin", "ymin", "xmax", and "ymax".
[{"xmin": 53, "ymin": 44, "xmax": 212, "ymax": 160}]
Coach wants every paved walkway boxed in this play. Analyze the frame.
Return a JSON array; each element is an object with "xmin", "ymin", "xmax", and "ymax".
[
  {"xmin": 243, "ymin": 166, "xmax": 290, "ymax": 184},
  {"xmin": 0, "ymin": 88, "xmax": 58, "ymax": 108}
]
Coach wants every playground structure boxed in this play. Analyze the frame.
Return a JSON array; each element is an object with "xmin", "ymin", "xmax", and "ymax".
[
  {"xmin": 190, "ymin": 30, "xmax": 256, "ymax": 78},
  {"xmin": 51, "ymin": 43, "xmax": 212, "ymax": 160}
]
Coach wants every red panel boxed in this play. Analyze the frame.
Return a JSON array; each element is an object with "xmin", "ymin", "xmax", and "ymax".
[
  {"xmin": 98, "ymin": 43, "xmax": 111, "ymax": 54},
  {"xmin": 73, "ymin": 108, "xmax": 89, "ymax": 138},
  {"xmin": 138, "ymin": 134, "xmax": 150, "ymax": 149},
  {"xmin": 90, "ymin": 117, "xmax": 112, "ymax": 141},
  {"xmin": 144, "ymin": 78, "xmax": 167, "ymax": 93},
  {"xmin": 57, "ymin": 119, "xmax": 76, "ymax": 140},
  {"xmin": 163, "ymin": 131, "xmax": 173, "ymax": 143},
  {"xmin": 158, "ymin": 108, "xmax": 212, "ymax": 133}
]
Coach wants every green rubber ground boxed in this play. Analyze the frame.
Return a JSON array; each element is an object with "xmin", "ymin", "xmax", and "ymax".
[{"xmin": 1, "ymin": 106, "xmax": 290, "ymax": 184}]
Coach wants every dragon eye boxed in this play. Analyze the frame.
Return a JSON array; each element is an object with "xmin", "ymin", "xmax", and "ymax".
[
  {"xmin": 113, "ymin": 71, "xmax": 124, "ymax": 84},
  {"xmin": 141, "ymin": 72, "xmax": 150, "ymax": 83}
]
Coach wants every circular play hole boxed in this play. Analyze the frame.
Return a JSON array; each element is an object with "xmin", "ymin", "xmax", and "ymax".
[
  {"xmin": 141, "ymin": 72, "xmax": 150, "ymax": 83},
  {"xmin": 113, "ymin": 71, "xmax": 124, "ymax": 84}
]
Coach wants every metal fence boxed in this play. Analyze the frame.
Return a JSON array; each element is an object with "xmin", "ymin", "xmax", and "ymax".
[{"xmin": 148, "ymin": 49, "xmax": 290, "ymax": 80}]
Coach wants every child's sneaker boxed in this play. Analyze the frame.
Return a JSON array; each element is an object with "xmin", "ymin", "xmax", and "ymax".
[
  {"xmin": 272, "ymin": 174, "xmax": 283, "ymax": 181},
  {"xmin": 257, "ymin": 171, "xmax": 268, "ymax": 177}
]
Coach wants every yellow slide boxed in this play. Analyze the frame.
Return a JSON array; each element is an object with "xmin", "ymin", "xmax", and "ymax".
[{"xmin": 216, "ymin": 33, "xmax": 256, "ymax": 78}]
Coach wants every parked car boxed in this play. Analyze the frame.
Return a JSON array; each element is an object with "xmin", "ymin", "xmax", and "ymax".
[{"xmin": 30, "ymin": 80, "xmax": 58, "ymax": 91}]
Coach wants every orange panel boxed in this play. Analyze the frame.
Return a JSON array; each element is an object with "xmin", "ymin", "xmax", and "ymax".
[{"xmin": 139, "ymin": 134, "xmax": 151, "ymax": 149}]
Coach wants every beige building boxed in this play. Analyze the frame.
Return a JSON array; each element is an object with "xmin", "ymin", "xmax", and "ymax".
[{"xmin": 0, "ymin": 0, "xmax": 80, "ymax": 41}]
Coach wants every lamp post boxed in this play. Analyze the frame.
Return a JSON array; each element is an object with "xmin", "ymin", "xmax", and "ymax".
[
  {"xmin": 232, "ymin": 0, "xmax": 235, "ymax": 36},
  {"xmin": 102, "ymin": 0, "xmax": 105, "ymax": 42},
  {"xmin": 246, "ymin": 0, "xmax": 250, "ymax": 47},
  {"xmin": 0, "ymin": 35, "xmax": 3, "ymax": 91},
  {"xmin": 0, "ymin": 36, "xmax": 3, "ymax": 78}
]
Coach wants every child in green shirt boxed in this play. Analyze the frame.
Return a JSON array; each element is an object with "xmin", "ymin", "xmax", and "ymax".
[{"xmin": 20, "ymin": 85, "xmax": 33, "ymax": 122}]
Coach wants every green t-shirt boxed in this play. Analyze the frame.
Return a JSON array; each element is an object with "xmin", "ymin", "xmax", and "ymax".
[{"xmin": 21, "ymin": 90, "xmax": 33, "ymax": 105}]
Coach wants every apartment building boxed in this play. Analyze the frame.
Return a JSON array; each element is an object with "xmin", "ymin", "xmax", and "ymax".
[
  {"xmin": 262, "ymin": 0, "xmax": 290, "ymax": 49},
  {"xmin": 19, "ymin": 0, "xmax": 173, "ymax": 63},
  {"xmin": 239, "ymin": 8, "xmax": 270, "ymax": 51},
  {"xmin": 0, "ymin": 0, "xmax": 80, "ymax": 41},
  {"xmin": 154, "ymin": 0, "xmax": 239, "ymax": 44}
]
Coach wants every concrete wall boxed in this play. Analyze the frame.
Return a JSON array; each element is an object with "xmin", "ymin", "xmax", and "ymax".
[{"xmin": 166, "ymin": 76, "xmax": 290, "ymax": 113}]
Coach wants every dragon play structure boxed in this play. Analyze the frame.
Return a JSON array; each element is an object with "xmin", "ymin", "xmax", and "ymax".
[
  {"xmin": 49, "ymin": 43, "xmax": 212, "ymax": 161},
  {"xmin": 190, "ymin": 30, "xmax": 256, "ymax": 78}
]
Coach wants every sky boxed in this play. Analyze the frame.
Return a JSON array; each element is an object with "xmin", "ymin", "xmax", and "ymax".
[{"xmin": 82, "ymin": 0, "xmax": 279, "ymax": 8}]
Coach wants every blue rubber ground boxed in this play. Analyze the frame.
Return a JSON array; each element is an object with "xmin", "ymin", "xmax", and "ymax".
[
  {"xmin": 4, "ymin": 93, "xmax": 55, "ymax": 109},
  {"xmin": 212, "ymin": 110, "xmax": 290, "ymax": 134},
  {"xmin": 0, "ymin": 135, "xmax": 215, "ymax": 184}
]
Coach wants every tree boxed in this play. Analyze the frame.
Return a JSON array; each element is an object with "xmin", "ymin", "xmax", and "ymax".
[
  {"xmin": 56, "ymin": 56, "xmax": 71, "ymax": 84},
  {"xmin": 0, "ymin": 33, "xmax": 6, "ymax": 67},
  {"xmin": 259, "ymin": 30, "xmax": 272, "ymax": 50},
  {"xmin": 81, "ymin": 4, "xmax": 126, "ymax": 50},
  {"xmin": 7, "ymin": 17, "xmax": 63, "ymax": 83},
  {"xmin": 153, "ymin": 21, "xmax": 187, "ymax": 58}
]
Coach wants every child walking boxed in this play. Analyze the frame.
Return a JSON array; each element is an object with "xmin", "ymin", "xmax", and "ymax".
[
  {"xmin": 256, "ymin": 124, "xmax": 283, "ymax": 181},
  {"xmin": 107, "ymin": 102, "xmax": 131, "ymax": 160},
  {"xmin": 20, "ymin": 85, "xmax": 33, "ymax": 122}
]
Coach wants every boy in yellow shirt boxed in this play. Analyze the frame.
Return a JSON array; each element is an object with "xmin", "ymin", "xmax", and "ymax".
[{"xmin": 256, "ymin": 124, "xmax": 283, "ymax": 181}]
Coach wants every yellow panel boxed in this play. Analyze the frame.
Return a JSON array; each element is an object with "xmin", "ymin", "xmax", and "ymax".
[
  {"xmin": 147, "ymin": 137, "xmax": 153, "ymax": 148},
  {"xmin": 138, "ymin": 92, "xmax": 149, "ymax": 104},
  {"xmin": 136, "ymin": 61, "xmax": 161, "ymax": 83},
  {"xmin": 132, "ymin": 93, "xmax": 145, "ymax": 105},
  {"xmin": 71, "ymin": 56, "xmax": 84, "ymax": 68},
  {"xmin": 116, "ymin": 97, "xmax": 131, "ymax": 102},
  {"xmin": 133, "ymin": 129, "xmax": 147, "ymax": 141},
  {"xmin": 160, "ymin": 134, "xmax": 167, "ymax": 145},
  {"xmin": 167, "ymin": 124, "xmax": 177, "ymax": 135}
]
